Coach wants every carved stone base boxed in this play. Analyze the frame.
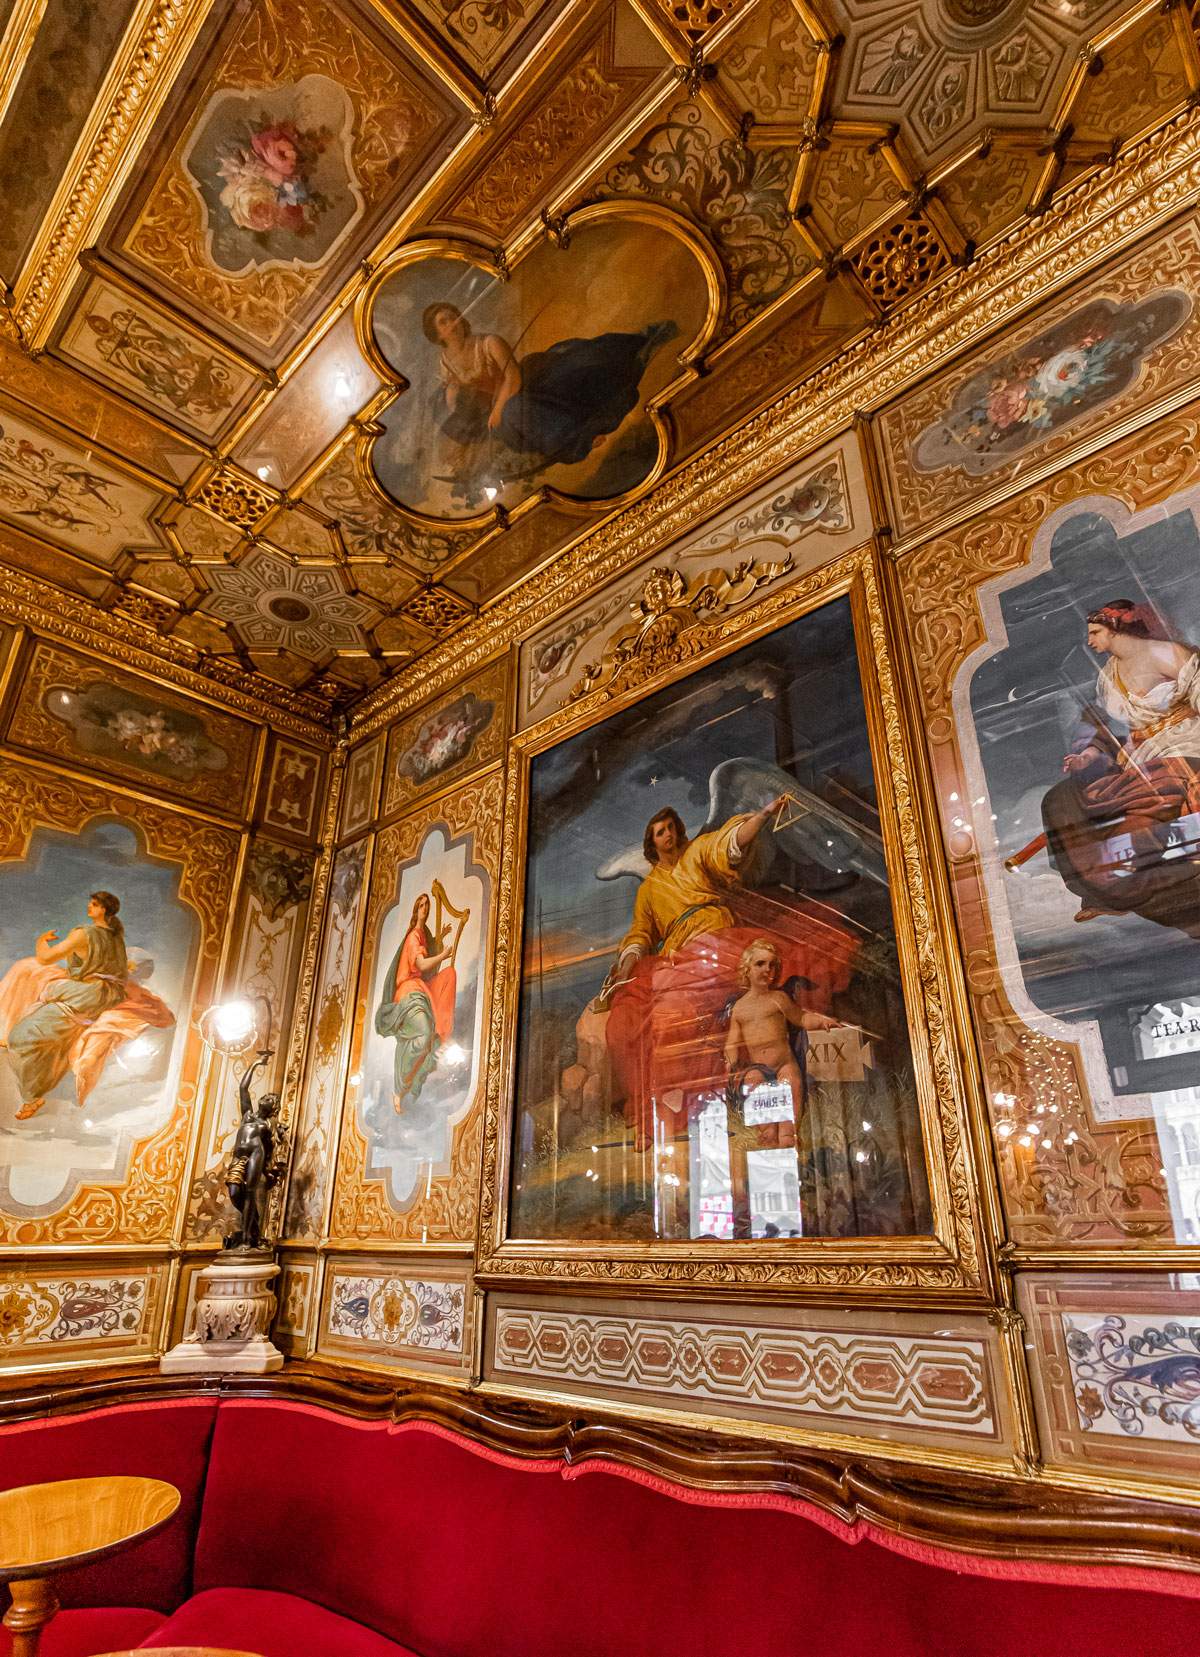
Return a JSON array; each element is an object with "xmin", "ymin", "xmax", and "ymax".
[{"xmin": 161, "ymin": 1254, "xmax": 283, "ymax": 1375}]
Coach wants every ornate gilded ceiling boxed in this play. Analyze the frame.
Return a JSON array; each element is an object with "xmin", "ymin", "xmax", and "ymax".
[{"xmin": 0, "ymin": 0, "xmax": 1194, "ymax": 714}]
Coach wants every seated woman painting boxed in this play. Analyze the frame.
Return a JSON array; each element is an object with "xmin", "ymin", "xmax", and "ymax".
[
  {"xmin": 1035, "ymin": 599, "xmax": 1200, "ymax": 936},
  {"xmin": 375, "ymin": 892, "xmax": 456, "ymax": 1112},
  {"xmin": 0, "ymin": 890, "xmax": 174, "ymax": 1122},
  {"xmin": 423, "ymin": 301, "xmax": 677, "ymax": 496}
]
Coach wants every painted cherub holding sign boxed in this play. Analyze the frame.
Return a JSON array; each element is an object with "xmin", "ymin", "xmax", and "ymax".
[{"xmin": 723, "ymin": 937, "xmax": 840, "ymax": 1120}]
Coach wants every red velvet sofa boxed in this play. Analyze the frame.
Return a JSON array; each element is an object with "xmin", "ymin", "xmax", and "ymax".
[{"xmin": 1, "ymin": 1392, "xmax": 1198, "ymax": 1657}]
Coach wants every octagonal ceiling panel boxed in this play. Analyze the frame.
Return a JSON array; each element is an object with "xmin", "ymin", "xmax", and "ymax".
[
  {"xmin": 199, "ymin": 545, "xmax": 381, "ymax": 658},
  {"xmin": 829, "ymin": 0, "xmax": 1134, "ymax": 163}
]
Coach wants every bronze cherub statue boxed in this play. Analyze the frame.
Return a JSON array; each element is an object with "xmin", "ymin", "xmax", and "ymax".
[{"xmin": 223, "ymin": 1051, "xmax": 289, "ymax": 1254}]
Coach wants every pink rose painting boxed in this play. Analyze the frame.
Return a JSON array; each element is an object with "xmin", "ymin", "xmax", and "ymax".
[
  {"xmin": 185, "ymin": 74, "xmax": 364, "ymax": 277},
  {"xmin": 216, "ymin": 118, "xmax": 328, "ymax": 237},
  {"xmin": 913, "ymin": 292, "xmax": 1192, "ymax": 477}
]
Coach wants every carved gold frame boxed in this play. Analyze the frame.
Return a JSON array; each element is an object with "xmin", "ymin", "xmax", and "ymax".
[
  {"xmin": 475, "ymin": 540, "xmax": 993, "ymax": 1299},
  {"xmin": 353, "ymin": 199, "xmax": 726, "ymax": 535}
]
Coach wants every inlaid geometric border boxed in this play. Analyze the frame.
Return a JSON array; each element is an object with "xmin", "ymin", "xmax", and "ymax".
[{"xmin": 484, "ymin": 1292, "xmax": 1012, "ymax": 1456}]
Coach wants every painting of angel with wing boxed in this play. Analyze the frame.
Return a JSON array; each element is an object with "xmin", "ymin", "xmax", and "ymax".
[{"xmin": 510, "ymin": 597, "xmax": 931, "ymax": 1242}]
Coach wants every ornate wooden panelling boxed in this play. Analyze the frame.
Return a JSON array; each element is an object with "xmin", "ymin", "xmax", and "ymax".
[
  {"xmin": 284, "ymin": 838, "xmax": 371, "ymax": 1243},
  {"xmin": 260, "ymin": 737, "xmax": 325, "ymax": 842},
  {"xmin": 119, "ymin": 0, "xmax": 458, "ymax": 353},
  {"xmin": 0, "ymin": 400, "xmax": 164, "ymax": 569},
  {"xmin": 5, "ymin": 639, "xmax": 260, "ymax": 815},
  {"xmin": 274, "ymin": 1254, "xmax": 319, "ymax": 1353},
  {"xmin": 339, "ymin": 736, "xmax": 384, "ymax": 841},
  {"xmin": 56, "ymin": 274, "xmax": 261, "ymax": 438},
  {"xmin": 318, "ymin": 1255, "xmax": 471, "ymax": 1375},
  {"xmin": 186, "ymin": 835, "xmax": 313, "ymax": 1243},
  {"xmin": 442, "ymin": 4, "xmax": 667, "ymax": 239},
  {"xmin": 381, "ymin": 654, "xmax": 509, "ymax": 818},
  {"xmin": 516, "ymin": 432, "xmax": 863, "ymax": 727},
  {"xmin": 485, "ymin": 1292, "xmax": 1011, "ymax": 1457},
  {"xmin": 0, "ymin": 0, "xmax": 141, "ymax": 285},
  {"xmin": 1019, "ymin": 1272, "xmax": 1200, "ymax": 1498},
  {"xmin": 0, "ymin": 1262, "xmax": 170, "ymax": 1369}
]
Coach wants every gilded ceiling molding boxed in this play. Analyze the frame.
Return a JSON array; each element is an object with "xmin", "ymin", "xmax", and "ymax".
[
  {"xmin": 0, "ymin": 562, "xmax": 332, "ymax": 741},
  {"xmin": 13, "ymin": 0, "xmax": 216, "ymax": 348},
  {"xmin": 349, "ymin": 100, "xmax": 1200, "ymax": 739},
  {"xmin": 0, "ymin": 0, "xmax": 50, "ymax": 134}
]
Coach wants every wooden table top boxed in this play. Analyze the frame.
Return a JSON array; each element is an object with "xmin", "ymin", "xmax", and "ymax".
[{"xmin": 0, "ymin": 1476, "xmax": 180, "ymax": 1581}]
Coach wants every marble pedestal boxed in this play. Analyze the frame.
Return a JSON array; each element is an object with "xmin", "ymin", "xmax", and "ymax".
[{"xmin": 160, "ymin": 1252, "xmax": 283, "ymax": 1374}]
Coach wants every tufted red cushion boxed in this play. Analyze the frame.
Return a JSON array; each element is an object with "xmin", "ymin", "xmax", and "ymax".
[
  {"xmin": 0, "ymin": 1606, "xmax": 163, "ymax": 1656},
  {"xmin": 0, "ymin": 1400, "xmax": 215, "ymax": 1613}
]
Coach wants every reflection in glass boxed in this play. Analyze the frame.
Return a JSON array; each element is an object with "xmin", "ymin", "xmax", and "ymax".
[
  {"xmin": 950, "ymin": 500, "xmax": 1200, "ymax": 1244},
  {"xmin": 508, "ymin": 596, "xmax": 931, "ymax": 1241}
]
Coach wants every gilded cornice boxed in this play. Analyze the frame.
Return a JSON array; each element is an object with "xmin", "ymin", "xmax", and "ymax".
[
  {"xmin": 350, "ymin": 101, "xmax": 1200, "ymax": 738},
  {"xmin": 0, "ymin": 563, "xmax": 332, "ymax": 741},
  {"xmin": 13, "ymin": 0, "xmax": 217, "ymax": 347}
]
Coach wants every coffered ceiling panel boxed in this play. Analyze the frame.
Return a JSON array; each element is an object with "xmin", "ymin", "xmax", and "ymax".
[
  {"xmin": 0, "ymin": 0, "xmax": 140, "ymax": 285},
  {"xmin": 828, "ymin": 0, "xmax": 1132, "ymax": 162},
  {"xmin": 110, "ymin": 0, "xmax": 464, "ymax": 358},
  {"xmin": 0, "ymin": 0, "xmax": 1194, "ymax": 714}
]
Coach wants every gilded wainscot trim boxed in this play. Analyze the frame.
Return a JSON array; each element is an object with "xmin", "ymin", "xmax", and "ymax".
[
  {"xmin": 474, "ymin": 547, "xmax": 991, "ymax": 1298},
  {"xmin": 482, "ymin": 1290, "xmax": 1014, "ymax": 1466}
]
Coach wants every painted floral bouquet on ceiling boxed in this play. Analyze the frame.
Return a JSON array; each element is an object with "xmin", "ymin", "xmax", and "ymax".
[{"xmin": 216, "ymin": 117, "xmax": 331, "ymax": 238}]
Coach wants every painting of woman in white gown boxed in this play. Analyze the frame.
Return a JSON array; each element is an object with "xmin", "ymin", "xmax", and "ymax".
[
  {"xmin": 508, "ymin": 597, "xmax": 931, "ymax": 1242},
  {"xmin": 366, "ymin": 218, "xmax": 711, "ymax": 518},
  {"xmin": 967, "ymin": 502, "xmax": 1200, "ymax": 1115}
]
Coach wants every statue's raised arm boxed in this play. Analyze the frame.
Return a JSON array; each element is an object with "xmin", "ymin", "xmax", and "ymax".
[{"xmin": 237, "ymin": 1050, "xmax": 273, "ymax": 1119}]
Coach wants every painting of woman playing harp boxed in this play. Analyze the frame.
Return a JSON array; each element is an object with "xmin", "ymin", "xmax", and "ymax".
[
  {"xmin": 358, "ymin": 824, "xmax": 487, "ymax": 1213},
  {"xmin": 375, "ymin": 881, "xmax": 466, "ymax": 1111},
  {"xmin": 509, "ymin": 596, "xmax": 932, "ymax": 1243}
]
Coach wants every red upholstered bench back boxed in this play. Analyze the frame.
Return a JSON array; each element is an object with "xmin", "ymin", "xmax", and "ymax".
[
  {"xmin": 0, "ymin": 1398, "xmax": 216, "ymax": 1613},
  {"xmin": 194, "ymin": 1400, "xmax": 1200, "ymax": 1657}
]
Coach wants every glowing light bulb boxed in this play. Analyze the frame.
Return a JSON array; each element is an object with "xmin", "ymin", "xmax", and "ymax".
[
  {"xmin": 256, "ymin": 465, "xmax": 270, "ymax": 481},
  {"xmin": 334, "ymin": 373, "xmax": 352, "ymax": 398},
  {"xmin": 212, "ymin": 999, "xmax": 255, "ymax": 1045}
]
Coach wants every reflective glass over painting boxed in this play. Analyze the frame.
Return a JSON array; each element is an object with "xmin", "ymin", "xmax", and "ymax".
[
  {"xmin": 957, "ymin": 498, "xmax": 1200, "ymax": 1242},
  {"xmin": 508, "ymin": 595, "xmax": 932, "ymax": 1242}
]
